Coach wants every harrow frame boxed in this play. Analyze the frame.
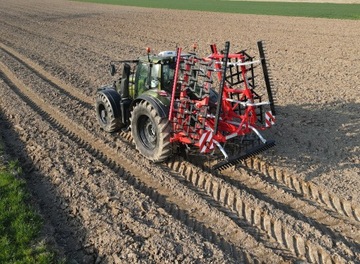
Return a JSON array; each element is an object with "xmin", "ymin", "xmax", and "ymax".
[{"xmin": 169, "ymin": 41, "xmax": 276, "ymax": 170}]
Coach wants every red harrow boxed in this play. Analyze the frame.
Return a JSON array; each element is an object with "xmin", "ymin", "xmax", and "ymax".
[{"xmin": 169, "ymin": 41, "xmax": 276, "ymax": 170}]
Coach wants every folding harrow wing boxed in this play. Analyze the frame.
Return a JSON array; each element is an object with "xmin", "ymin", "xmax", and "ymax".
[{"xmin": 169, "ymin": 41, "xmax": 277, "ymax": 170}]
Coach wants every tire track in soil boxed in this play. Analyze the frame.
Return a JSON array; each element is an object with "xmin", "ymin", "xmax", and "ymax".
[
  {"xmin": 0, "ymin": 61, "xmax": 282, "ymax": 263},
  {"xmin": 1, "ymin": 42, "xmax": 359, "ymax": 263},
  {"xmin": 165, "ymin": 158, "xmax": 359, "ymax": 263},
  {"xmin": 242, "ymin": 158, "xmax": 360, "ymax": 224},
  {"xmin": 214, "ymin": 167, "xmax": 360, "ymax": 260}
]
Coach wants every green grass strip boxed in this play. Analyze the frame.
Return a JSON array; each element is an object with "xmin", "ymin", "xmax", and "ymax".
[
  {"xmin": 0, "ymin": 143, "xmax": 55, "ymax": 263},
  {"xmin": 72, "ymin": 0, "xmax": 360, "ymax": 20}
]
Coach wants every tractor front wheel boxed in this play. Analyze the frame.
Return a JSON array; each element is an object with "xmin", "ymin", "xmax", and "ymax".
[{"xmin": 131, "ymin": 101, "xmax": 171, "ymax": 162}]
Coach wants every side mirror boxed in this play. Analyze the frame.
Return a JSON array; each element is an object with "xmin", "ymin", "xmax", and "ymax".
[{"xmin": 109, "ymin": 64, "xmax": 116, "ymax": 76}]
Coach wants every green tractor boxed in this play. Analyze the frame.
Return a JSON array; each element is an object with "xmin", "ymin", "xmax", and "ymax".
[
  {"xmin": 96, "ymin": 50, "xmax": 186, "ymax": 162},
  {"xmin": 95, "ymin": 42, "xmax": 276, "ymax": 170}
]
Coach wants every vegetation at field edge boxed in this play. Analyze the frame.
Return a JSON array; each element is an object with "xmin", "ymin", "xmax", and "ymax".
[
  {"xmin": 0, "ymin": 141, "xmax": 57, "ymax": 264},
  {"xmin": 72, "ymin": 0, "xmax": 360, "ymax": 20}
]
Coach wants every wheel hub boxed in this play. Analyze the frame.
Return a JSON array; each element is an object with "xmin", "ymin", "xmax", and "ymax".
[
  {"xmin": 100, "ymin": 109, "xmax": 107, "ymax": 123},
  {"xmin": 145, "ymin": 120, "xmax": 156, "ymax": 143},
  {"xmin": 139, "ymin": 116, "xmax": 157, "ymax": 150}
]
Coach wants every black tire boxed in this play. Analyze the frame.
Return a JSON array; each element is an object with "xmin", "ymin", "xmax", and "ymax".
[
  {"xmin": 95, "ymin": 92, "xmax": 122, "ymax": 132},
  {"xmin": 131, "ymin": 101, "xmax": 171, "ymax": 162}
]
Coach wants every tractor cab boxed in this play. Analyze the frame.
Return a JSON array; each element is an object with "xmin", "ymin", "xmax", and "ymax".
[
  {"xmin": 111, "ymin": 53, "xmax": 178, "ymax": 101},
  {"xmin": 134, "ymin": 55, "xmax": 176, "ymax": 96}
]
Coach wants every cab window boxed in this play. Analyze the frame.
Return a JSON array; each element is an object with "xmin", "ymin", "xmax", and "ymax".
[
  {"xmin": 161, "ymin": 64, "xmax": 175, "ymax": 92},
  {"xmin": 137, "ymin": 63, "xmax": 149, "ymax": 93}
]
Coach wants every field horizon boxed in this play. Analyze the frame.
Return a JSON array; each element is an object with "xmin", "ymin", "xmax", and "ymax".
[{"xmin": 73, "ymin": 0, "xmax": 360, "ymax": 19}]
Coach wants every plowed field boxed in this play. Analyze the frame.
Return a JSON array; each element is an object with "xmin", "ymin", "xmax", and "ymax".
[{"xmin": 0, "ymin": 0, "xmax": 359, "ymax": 263}]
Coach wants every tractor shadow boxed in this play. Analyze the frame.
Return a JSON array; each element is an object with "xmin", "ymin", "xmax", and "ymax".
[{"xmin": 264, "ymin": 101, "xmax": 359, "ymax": 183}]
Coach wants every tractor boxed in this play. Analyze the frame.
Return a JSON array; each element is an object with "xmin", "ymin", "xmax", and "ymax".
[{"xmin": 95, "ymin": 41, "xmax": 276, "ymax": 170}]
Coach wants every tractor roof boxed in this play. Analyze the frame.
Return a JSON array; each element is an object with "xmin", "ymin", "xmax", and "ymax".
[{"xmin": 138, "ymin": 54, "xmax": 176, "ymax": 64}]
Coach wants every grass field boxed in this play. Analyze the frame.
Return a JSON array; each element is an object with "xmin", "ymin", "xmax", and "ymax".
[
  {"xmin": 73, "ymin": 0, "xmax": 360, "ymax": 19},
  {"xmin": 0, "ymin": 141, "xmax": 56, "ymax": 263}
]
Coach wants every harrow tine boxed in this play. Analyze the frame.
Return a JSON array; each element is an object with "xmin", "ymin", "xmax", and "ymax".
[{"xmin": 212, "ymin": 140, "xmax": 275, "ymax": 171}]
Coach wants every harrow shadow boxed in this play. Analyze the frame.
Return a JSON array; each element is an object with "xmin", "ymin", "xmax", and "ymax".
[{"xmin": 267, "ymin": 102, "xmax": 359, "ymax": 183}]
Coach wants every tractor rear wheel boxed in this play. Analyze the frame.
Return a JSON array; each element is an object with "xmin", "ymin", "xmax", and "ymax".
[
  {"xmin": 131, "ymin": 101, "xmax": 171, "ymax": 162},
  {"xmin": 95, "ymin": 92, "xmax": 122, "ymax": 132}
]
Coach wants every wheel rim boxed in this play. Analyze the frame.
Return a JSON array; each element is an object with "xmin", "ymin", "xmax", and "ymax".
[{"xmin": 138, "ymin": 115, "xmax": 157, "ymax": 150}]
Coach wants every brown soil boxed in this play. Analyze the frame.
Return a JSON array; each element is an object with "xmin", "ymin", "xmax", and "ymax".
[{"xmin": 0, "ymin": 0, "xmax": 359, "ymax": 263}]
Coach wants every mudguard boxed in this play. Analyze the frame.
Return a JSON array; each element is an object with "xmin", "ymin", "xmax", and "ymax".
[
  {"xmin": 97, "ymin": 87, "xmax": 121, "ymax": 118},
  {"xmin": 132, "ymin": 93, "xmax": 169, "ymax": 118}
]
